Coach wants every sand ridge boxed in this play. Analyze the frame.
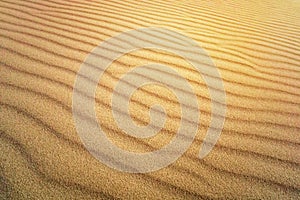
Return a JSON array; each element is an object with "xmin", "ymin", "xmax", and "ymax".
[{"xmin": 0, "ymin": 0, "xmax": 300, "ymax": 199}]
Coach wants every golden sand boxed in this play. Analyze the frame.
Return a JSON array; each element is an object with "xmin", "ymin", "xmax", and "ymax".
[{"xmin": 1, "ymin": 0, "xmax": 300, "ymax": 199}]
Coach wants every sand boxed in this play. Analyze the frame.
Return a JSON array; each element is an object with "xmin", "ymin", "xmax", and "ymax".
[{"xmin": 0, "ymin": 0, "xmax": 300, "ymax": 199}]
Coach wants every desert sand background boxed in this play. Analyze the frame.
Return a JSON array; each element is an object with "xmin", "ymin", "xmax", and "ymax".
[{"xmin": 1, "ymin": 0, "xmax": 300, "ymax": 199}]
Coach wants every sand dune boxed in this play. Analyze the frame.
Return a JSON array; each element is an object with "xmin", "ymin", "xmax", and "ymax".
[{"xmin": 1, "ymin": 0, "xmax": 300, "ymax": 199}]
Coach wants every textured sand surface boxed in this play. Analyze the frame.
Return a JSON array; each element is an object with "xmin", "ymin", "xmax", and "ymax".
[{"xmin": 1, "ymin": 0, "xmax": 300, "ymax": 199}]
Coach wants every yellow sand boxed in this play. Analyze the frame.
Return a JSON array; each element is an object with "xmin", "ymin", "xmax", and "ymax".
[{"xmin": 1, "ymin": 0, "xmax": 300, "ymax": 199}]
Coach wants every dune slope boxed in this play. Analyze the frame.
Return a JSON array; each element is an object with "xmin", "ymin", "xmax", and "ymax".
[{"xmin": 1, "ymin": 0, "xmax": 300, "ymax": 199}]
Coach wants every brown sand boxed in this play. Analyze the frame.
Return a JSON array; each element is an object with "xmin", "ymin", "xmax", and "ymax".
[{"xmin": 1, "ymin": 0, "xmax": 300, "ymax": 199}]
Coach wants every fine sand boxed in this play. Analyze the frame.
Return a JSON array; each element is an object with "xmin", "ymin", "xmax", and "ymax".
[{"xmin": 1, "ymin": 0, "xmax": 300, "ymax": 199}]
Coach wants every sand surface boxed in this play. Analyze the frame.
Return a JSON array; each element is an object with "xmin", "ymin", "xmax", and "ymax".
[{"xmin": 1, "ymin": 0, "xmax": 300, "ymax": 199}]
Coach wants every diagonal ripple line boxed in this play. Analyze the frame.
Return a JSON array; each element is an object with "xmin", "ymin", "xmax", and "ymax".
[{"xmin": 72, "ymin": 27, "xmax": 227, "ymax": 173}]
